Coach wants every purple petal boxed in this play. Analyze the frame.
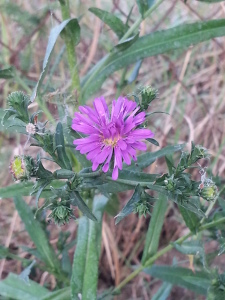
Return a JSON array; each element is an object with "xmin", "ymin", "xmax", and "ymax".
[
  {"xmin": 92, "ymin": 160, "xmax": 99, "ymax": 171},
  {"xmin": 77, "ymin": 142, "xmax": 100, "ymax": 154},
  {"xmin": 117, "ymin": 139, "xmax": 127, "ymax": 150},
  {"xmin": 95, "ymin": 146, "xmax": 111, "ymax": 164},
  {"xmin": 114, "ymin": 146, "xmax": 122, "ymax": 170},
  {"xmin": 112, "ymin": 166, "xmax": 118, "ymax": 180},
  {"xmin": 73, "ymin": 135, "xmax": 100, "ymax": 145},
  {"xmin": 72, "ymin": 124, "xmax": 99, "ymax": 135},
  {"xmin": 132, "ymin": 141, "xmax": 147, "ymax": 151},
  {"xmin": 102, "ymin": 148, "xmax": 113, "ymax": 173},
  {"xmin": 130, "ymin": 129, "xmax": 154, "ymax": 139},
  {"xmin": 86, "ymin": 147, "xmax": 102, "ymax": 160},
  {"xmin": 121, "ymin": 150, "xmax": 131, "ymax": 165}
]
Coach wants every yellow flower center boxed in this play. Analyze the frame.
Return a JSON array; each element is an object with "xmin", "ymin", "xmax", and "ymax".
[{"xmin": 103, "ymin": 137, "xmax": 118, "ymax": 147}]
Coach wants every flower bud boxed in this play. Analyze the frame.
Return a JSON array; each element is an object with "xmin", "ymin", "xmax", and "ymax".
[
  {"xmin": 164, "ymin": 176, "xmax": 176, "ymax": 192},
  {"xmin": 199, "ymin": 180, "xmax": 218, "ymax": 201},
  {"xmin": 133, "ymin": 199, "xmax": 150, "ymax": 218},
  {"xmin": 48, "ymin": 200, "xmax": 74, "ymax": 225},
  {"xmin": 140, "ymin": 86, "xmax": 158, "ymax": 110},
  {"xmin": 10, "ymin": 155, "xmax": 35, "ymax": 181},
  {"xmin": 6, "ymin": 91, "xmax": 30, "ymax": 123},
  {"xmin": 191, "ymin": 144, "xmax": 210, "ymax": 162}
]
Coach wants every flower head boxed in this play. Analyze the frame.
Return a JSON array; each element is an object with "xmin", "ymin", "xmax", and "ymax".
[
  {"xmin": 10, "ymin": 155, "xmax": 35, "ymax": 181},
  {"xmin": 72, "ymin": 97, "xmax": 154, "ymax": 180}
]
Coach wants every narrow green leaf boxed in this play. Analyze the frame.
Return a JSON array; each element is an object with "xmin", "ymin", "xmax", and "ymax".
[
  {"xmin": 61, "ymin": 18, "xmax": 80, "ymax": 46},
  {"xmin": 144, "ymin": 265, "xmax": 210, "ymax": 295},
  {"xmin": 0, "ymin": 180, "xmax": 65, "ymax": 199},
  {"xmin": 127, "ymin": 59, "xmax": 142, "ymax": 84},
  {"xmin": 35, "ymin": 179, "xmax": 51, "ymax": 207},
  {"xmin": 0, "ymin": 273, "xmax": 49, "ymax": 300},
  {"xmin": 147, "ymin": 138, "xmax": 159, "ymax": 146},
  {"xmin": 165, "ymin": 155, "xmax": 174, "ymax": 175},
  {"xmin": 0, "ymin": 66, "xmax": 15, "ymax": 79},
  {"xmin": 114, "ymin": 33, "xmax": 139, "ymax": 52},
  {"xmin": 41, "ymin": 288, "xmax": 71, "ymax": 300},
  {"xmin": 98, "ymin": 170, "xmax": 158, "ymax": 193},
  {"xmin": 89, "ymin": 7, "xmax": 129, "ymax": 39},
  {"xmin": 19, "ymin": 261, "xmax": 36, "ymax": 284},
  {"xmin": 126, "ymin": 144, "xmax": 184, "ymax": 171},
  {"xmin": 0, "ymin": 182, "xmax": 33, "ymax": 198},
  {"xmin": 71, "ymin": 217, "xmax": 89, "ymax": 299},
  {"xmin": 71, "ymin": 195, "xmax": 108, "ymax": 300},
  {"xmin": 71, "ymin": 191, "xmax": 97, "ymax": 221},
  {"xmin": 172, "ymin": 241, "xmax": 207, "ymax": 269},
  {"xmin": 115, "ymin": 185, "xmax": 142, "ymax": 224},
  {"xmin": 179, "ymin": 204, "xmax": 200, "ymax": 233},
  {"xmin": 152, "ymin": 282, "xmax": 172, "ymax": 300},
  {"xmin": 30, "ymin": 18, "xmax": 79, "ymax": 102},
  {"xmin": 82, "ymin": 19, "xmax": 225, "ymax": 100},
  {"xmin": 55, "ymin": 122, "xmax": 72, "ymax": 170},
  {"xmin": 14, "ymin": 196, "xmax": 62, "ymax": 275},
  {"xmin": 142, "ymin": 194, "xmax": 167, "ymax": 263}
]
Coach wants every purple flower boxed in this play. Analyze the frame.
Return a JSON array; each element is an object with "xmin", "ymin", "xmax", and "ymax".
[{"xmin": 72, "ymin": 97, "xmax": 154, "ymax": 180}]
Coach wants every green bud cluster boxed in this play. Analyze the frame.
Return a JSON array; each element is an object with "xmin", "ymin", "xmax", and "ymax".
[
  {"xmin": 48, "ymin": 200, "xmax": 74, "ymax": 225},
  {"xmin": 176, "ymin": 142, "xmax": 210, "ymax": 175},
  {"xmin": 164, "ymin": 176, "xmax": 177, "ymax": 192},
  {"xmin": 139, "ymin": 86, "xmax": 158, "ymax": 110},
  {"xmin": 4, "ymin": 91, "xmax": 31, "ymax": 124},
  {"xmin": 207, "ymin": 273, "xmax": 225, "ymax": 300},
  {"xmin": 133, "ymin": 199, "xmax": 151, "ymax": 218}
]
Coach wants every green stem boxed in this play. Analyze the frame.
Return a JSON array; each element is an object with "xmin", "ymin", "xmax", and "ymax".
[
  {"xmin": 59, "ymin": 0, "xmax": 81, "ymax": 105},
  {"xmin": 113, "ymin": 216, "xmax": 225, "ymax": 293}
]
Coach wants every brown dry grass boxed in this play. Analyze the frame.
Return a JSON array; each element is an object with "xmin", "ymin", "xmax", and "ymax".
[{"xmin": 0, "ymin": 0, "xmax": 225, "ymax": 299}]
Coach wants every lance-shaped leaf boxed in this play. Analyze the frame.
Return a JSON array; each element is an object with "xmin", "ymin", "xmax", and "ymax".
[
  {"xmin": 0, "ymin": 66, "xmax": 15, "ymax": 79},
  {"xmin": 144, "ymin": 265, "xmax": 210, "ymax": 295},
  {"xmin": 114, "ymin": 33, "xmax": 139, "ymax": 52},
  {"xmin": 71, "ymin": 195, "xmax": 108, "ymax": 299},
  {"xmin": 142, "ymin": 194, "xmax": 168, "ymax": 263},
  {"xmin": 146, "ymin": 138, "xmax": 159, "ymax": 147},
  {"xmin": 40, "ymin": 288, "xmax": 71, "ymax": 300},
  {"xmin": 89, "ymin": 7, "xmax": 129, "ymax": 39},
  {"xmin": 0, "ymin": 273, "xmax": 49, "ymax": 300},
  {"xmin": 172, "ymin": 240, "xmax": 207, "ymax": 269},
  {"xmin": 179, "ymin": 204, "xmax": 200, "ymax": 234},
  {"xmin": 14, "ymin": 196, "xmax": 62, "ymax": 275},
  {"xmin": 97, "ymin": 170, "xmax": 158, "ymax": 194},
  {"xmin": 82, "ymin": 19, "xmax": 225, "ymax": 100},
  {"xmin": 152, "ymin": 282, "xmax": 172, "ymax": 300},
  {"xmin": 115, "ymin": 184, "xmax": 142, "ymax": 224},
  {"xmin": 71, "ymin": 191, "xmax": 97, "ymax": 221},
  {"xmin": 55, "ymin": 122, "xmax": 72, "ymax": 170},
  {"xmin": 126, "ymin": 144, "xmax": 184, "ymax": 171},
  {"xmin": 31, "ymin": 18, "xmax": 80, "ymax": 102}
]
